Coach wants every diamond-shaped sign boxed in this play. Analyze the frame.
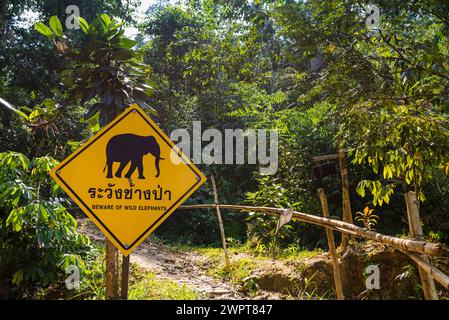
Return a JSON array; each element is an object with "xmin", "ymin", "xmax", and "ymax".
[{"xmin": 51, "ymin": 104, "xmax": 206, "ymax": 256}]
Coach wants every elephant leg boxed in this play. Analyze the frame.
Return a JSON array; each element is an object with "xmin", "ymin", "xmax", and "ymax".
[
  {"xmin": 137, "ymin": 157, "xmax": 145, "ymax": 180},
  {"xmin": 115, "ymin": 160, "xmax": 129, "ymax": 178},
  {"xmin": 125, "ymin": 161, "xmax": 138, "ymax": 179},
  {"xmin": 106, "ymin": 160, "xmax": 114, "ymax": 178}
]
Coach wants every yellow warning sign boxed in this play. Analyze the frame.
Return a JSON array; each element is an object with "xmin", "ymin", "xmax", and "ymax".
[{"xmin": 50, "ymin": 104, "xmax": 206, "ymax": 256}]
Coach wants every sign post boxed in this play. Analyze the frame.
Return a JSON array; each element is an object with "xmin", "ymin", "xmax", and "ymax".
[
  {"xmin": 105, "ymin": 239, "xmax": 119, "ymax": 299},
  {"xmin": 50, "ymin": 104, "xmax": 206, "ymax": 298},
  {"xmin": 121, "ymin": 254, "xmax": 130, "ymax": 300}
]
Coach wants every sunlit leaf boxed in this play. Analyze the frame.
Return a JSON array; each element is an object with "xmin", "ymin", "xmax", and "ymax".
[
  {"xmin": 49, "ymin": 16, "xmax": 63, "ymax": 37},
  {"xmin": 34, "ymin": 22, "xmax": 54, "ymax": 38}
]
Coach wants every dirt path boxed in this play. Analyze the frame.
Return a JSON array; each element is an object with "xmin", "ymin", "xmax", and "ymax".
[{"xmin": 77, "ymin": 218, "xmax": 245, "ymax": 299}]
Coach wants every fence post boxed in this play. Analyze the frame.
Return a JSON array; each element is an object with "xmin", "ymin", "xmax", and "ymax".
[
  {"xmin": 405, "ymin": 191, "xmax": 438, "ymax": 300},
  {"xmin": 211, "ymin": 175, "xmax": 231, "ymax": 269},
  {"xmin": 105, "ymin": 239, "xmax": 119, "ymax": 299},
  {"xmin": 318, "ymin": 188, "xmax": 344, "ymax": 300}
]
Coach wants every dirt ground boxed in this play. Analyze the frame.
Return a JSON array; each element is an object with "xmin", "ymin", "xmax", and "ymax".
[{"xmin": 77, "ymin": 218, "xmax": 247, "ymax": 299}]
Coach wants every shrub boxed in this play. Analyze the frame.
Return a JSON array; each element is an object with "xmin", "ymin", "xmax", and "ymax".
[{"xmin": 0, "ymin": 151, "xmax": 90, "ymax": 297}]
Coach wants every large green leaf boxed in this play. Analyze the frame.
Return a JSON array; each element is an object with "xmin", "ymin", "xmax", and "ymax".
[
  {"xmin": 119, "ymin": 38, "xmax": 138, "ymax": 49},
  {"xmin": 100, "ymin": 14, "xmax": 111, "ymax": 31},
  {"xmin": 77, "ymin": 17, "xmax": 90, "ymax": 34},
  {"xmin": 110, "ymin": 20, "xmax": 126, "ymax": 31},
  {"xmin": 112, "ymin": 48, "xmax": 134, "ymax": 61},
  {"xmin": 100, "ymin": 14, "xmax": 111, "ymax": 26},
  {"xmin": 49, "ymin": 16, "xmax": 63, "ymax": 37},
  {"xmin": 34, "ymin": 22, "xmax": 54, "ymax": 38}
]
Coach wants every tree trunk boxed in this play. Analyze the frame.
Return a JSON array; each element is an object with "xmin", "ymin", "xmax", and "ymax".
[
  {"xmin": 338, "ymin": 145, "xmax": 354, "ymax": 248},
  {"xmin": 0, "ymin": 0, "xmax": 9, "ymax": 40}
]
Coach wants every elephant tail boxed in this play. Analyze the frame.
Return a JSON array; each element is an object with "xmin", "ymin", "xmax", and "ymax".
[{"xmin": 103, "ymin": 163, "xmax": 107, "ymax": 173}]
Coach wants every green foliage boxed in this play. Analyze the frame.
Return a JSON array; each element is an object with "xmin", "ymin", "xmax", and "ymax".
[
  {"xmin": 298, "ymin": 271, "xmax": 334, "ymax": 300},
  {"xmin": 129, "ymin": 272, "xmax": 198, "ymax": 300},
  {"xmin": 49, "ymin": 16, "xmax": 63, "ymax": 38},
  {"xmin": 0, "ymin": 151, "xmax": 90, "ymax": 294},
  {"xmin": 205, "ymin": 254, "xmax": 257, "ymax": 295},
  {"xmin": 34, "ymin": 22, "xmax": 54, "ymax": 39},
  {"xmin": 355, "ymin": 206, "xmax": 379, "ymax": 230},
  {"xmin": 35, "ymin": 15, "xmax": 155, "ymax": 129},
  {"xmin": 0, "ymin": 95, "xmax": 86, "ymax": 164},
  {"xmin": 71, "ymin": 246, "xmax": 106, "ymax": 300},
  {"xmin": 263, "ymin": 0, "xmax": 449, "ymax": 244},
  {"xmin": 356, "ymin": 180, "xmax": 395, "ymax": 207},
  {"xmin": 140, "ymin": 1, "xmax": 282, "ymax": 129},
  {"xmin": 276, "ymin": 0, "xmax": 449, "ymax": 205},
  {"xmin": 350, "ymin": 102, "xmax": 449, "ymax": 204},
  {"xmin": 195, "ymin": 242, "xmax": 322, "ymax": 263},
  {"xmin": 246, "ymin": 176, "xmax": 295, "ymax": 209},
  {"xmin": 245, "ymin": 175, "xmax": 302, "ymax": 250},
  {"xmin": 232, "ymin": 98, "xmax": 336, "ymax": 249},
  {"xmin": 138, "ymin": 1, "xmax": 294, "ymax": 247},
  {"xmin": 1, "ymin": 0, "xmax": 140, "ymax": 110}
]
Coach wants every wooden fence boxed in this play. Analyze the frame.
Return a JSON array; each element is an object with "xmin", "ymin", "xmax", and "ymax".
[{"xmin": 179, "ymin": 188, "xmax": 449, "ymax": 300}]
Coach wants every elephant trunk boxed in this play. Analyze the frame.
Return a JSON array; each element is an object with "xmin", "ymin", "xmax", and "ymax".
[
  {"xmin": 154, "ymin": 156, "xmax": 161, "ymax": 178},
  {"xmin": 148, "ymin": 136, "xmax": 163, "ymax": 177}
]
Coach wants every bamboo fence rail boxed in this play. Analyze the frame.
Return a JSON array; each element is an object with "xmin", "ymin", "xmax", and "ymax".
[{"xmin": 178, "ymin": 204, "xmax": 442, "ymax": 256}]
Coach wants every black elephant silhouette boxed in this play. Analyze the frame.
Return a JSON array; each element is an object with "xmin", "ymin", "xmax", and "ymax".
[{"xmin": 103, "ymin": 134, "xmax": 163, "ymax": 180}]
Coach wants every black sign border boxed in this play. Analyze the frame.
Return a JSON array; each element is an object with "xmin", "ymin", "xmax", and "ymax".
[{"xmin": 56, "ymin": 107, "xmax": 203, "ymax": 251}]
